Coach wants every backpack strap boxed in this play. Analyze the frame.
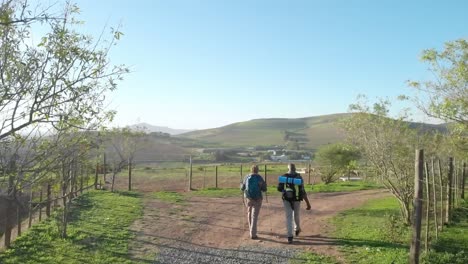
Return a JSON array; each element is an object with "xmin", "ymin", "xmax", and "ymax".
[{"xmin": 286, "ymin": 174, "xmax": 295, "ymax": 210}]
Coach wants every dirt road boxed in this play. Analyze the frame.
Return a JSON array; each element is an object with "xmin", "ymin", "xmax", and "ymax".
[{"xmin": 129, "ymin": 189, "xmax": 387, "ymax": 263}]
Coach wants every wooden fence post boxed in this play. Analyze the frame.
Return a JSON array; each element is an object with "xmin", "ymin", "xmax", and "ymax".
[
  {"xmin": 437, "ymin": 159, "xmax": 444, "ymax": 231},
  {"xmin": 17, "ymin": 189, "xmax": 23, "ymax": 236},
  {"xmin": 462, "ymin": 162, "xmax": 466, "ymax": 199},
  {"xmin": 188, "ymin": 156, "xmax": 192, "ymax": 191},
  {"xmin": 453, "ymin": 160, "xmax": 458, "ymax": 207},
  {"xmin": 424, "ymin": 162, "xmax": 430, "ymax": 252},
  {"xmin": 4, "ymin": 163, "xmax": 16, "ymax": 249},
  {"xmin": 80, "ymin": 167, "xmax": 84, "ymax": 195},
  {"xmin": 28, "ymin": 189, "xmax": 34, "ymax": 228},
  {"xmin": 95, "ymin": 161, "xmax": 99, "ymax": 190},
  {"xmin": 128, "ymin": 158, "xmax": 132, "ymax": 191},
  {"xmin": 103, "ymin": 153, "xmax": 107, "ymax": 183},
  {"xmin": 410, "ymin": 149, "xmax": 424, "ymax": 264},
  {"xmin": 445, "ymin": 157, "xmax": 453, "ymax": 224},
  {"xmin": 46, "ymin": 183, "xmax": 51, "ymax": 217},
  {"xmin": 16, "ymin": 202, "xmax": 21, "ymax": 236},
  {"xmin": 39, "ymin": 189, "xmax": 43, "ymax": 222},
  {"xmin": 240, "ymin": 164, "xmax": 243, "ymax": 179},
  {"xmin": 308, "ymin": 163, "xmax": 311, "ymax": 184},
  {"xmin": 203, "ymin": 167, "xmax": 206, "ymax": 189},
  {"xmin": 264, "ymin": 164, "xmax": 267, "ymax": 185},
  {"xmin": 215, "ymin": 166, "xmax": 218, "ymax": 188},
  {"xmin": 431, "ymin": 158, "xmax": 438, "ymax": 239}
]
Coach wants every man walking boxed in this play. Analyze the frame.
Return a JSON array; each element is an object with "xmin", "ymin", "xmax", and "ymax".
[
  {"xmin": 277, "ymin": 163, "xmax": 311, "ymax": 244},
  {"xmin": 241, "ymin": 165, "xmax": 267, "ymax": 239}
]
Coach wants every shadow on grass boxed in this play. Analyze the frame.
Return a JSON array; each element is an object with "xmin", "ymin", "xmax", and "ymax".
[
  {"xmin": 338, "ymin": 208, "xmax": 400, "ymax": 217},
  {"xmin": 115, "ymin": 190, "xmax": 144, "ymax": 198}
]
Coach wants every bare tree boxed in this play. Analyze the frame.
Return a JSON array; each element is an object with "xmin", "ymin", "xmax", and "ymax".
[
  {"xmin": 103, "ymin": 127, "xmax": 145, "ymax": 192},
  {"xmin": 342, "ymin": 96, "xmax": 419, "ymax": 225}
]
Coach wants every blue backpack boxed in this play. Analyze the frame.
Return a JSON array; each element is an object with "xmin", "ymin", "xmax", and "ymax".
[{"xmin": 245, "ymin": 174, "xmax": 262, "ymax": 199}]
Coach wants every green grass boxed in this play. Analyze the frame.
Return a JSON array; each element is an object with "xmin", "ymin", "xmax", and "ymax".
[
  {"xmin": 422, "ymin": 200, "xmax": 468, "ymax": 264},
  {"xmin": 308, "ymin": 181, "xmax": 382, "ymax": 193},
  {"xmin": 0, "ymin": 190, "xmax": 143, "ymax": 264},
  {"xmin": 331, "ymin": 196, "xmax": 468, "ymax": 264},
  {"xmin": 290, "ymin": 252, "xmax": 339, "ymax": 264},
  {"xmin": 331, "ymin": 197, "xmax": 411, "ymax": 264}
]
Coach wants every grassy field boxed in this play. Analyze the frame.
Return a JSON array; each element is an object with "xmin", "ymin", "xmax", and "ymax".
[
  {"xmin": 327, "ymin": 197, "xmax": 468, "ymax": 264},
  {"xmin": 0, "ymin": 191, "xmax": 143, "ymax": 264},
  {"xmin": 115, "ymin": 162, "xmax": 321, "ymax": 191},
  {"xmin": 149, "ymin": 180, "xmax": 382, "ymax": 203}
]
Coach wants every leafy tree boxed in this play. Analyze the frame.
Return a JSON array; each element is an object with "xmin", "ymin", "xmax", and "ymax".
[
  {"xmin": 314, "ymin": 143, "xmax": 360, "ymax": 184},
  {"xmin": 408, "ymin": 39, "xmax": 467, "ymax": 150},
  {"xmin": 0, "ymin": 1, "xmax": 128, "ymax": 140},
  {"xmin": 0, "ymin": 0, "xmax": 127, "ymax": 244},
  {"xmin": 342, "ymin": 96, "xmax": 419, "ymax": 225}
]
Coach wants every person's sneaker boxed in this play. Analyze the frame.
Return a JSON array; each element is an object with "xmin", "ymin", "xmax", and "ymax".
[
  {"xmin": 287, "ymin": 237, "xmax": 293, "ymax": 244},
  {"xmin": 295, "ymin": 229, "xmax": 301, "ymax": 236},
  {"xmin": 251, "ymin": 235, "xmax": 258, "ymax": 240}
]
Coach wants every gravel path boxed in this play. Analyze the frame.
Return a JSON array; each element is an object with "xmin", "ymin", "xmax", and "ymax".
[{"xmin": 154, "ymin": 241, "xmax": 304, "ymax": 264}]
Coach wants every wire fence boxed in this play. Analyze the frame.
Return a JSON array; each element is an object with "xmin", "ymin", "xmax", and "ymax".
[
  {"xmin": 410, "ymin": 151, "xmax": 466, "ymax": 263},
  {"xmin": 0, "ymin": 159, "xmax": 97, "ymax": 251}
]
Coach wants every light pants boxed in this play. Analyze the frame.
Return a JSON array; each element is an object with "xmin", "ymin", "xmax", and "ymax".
[
  {"xmin": 246, "ymin": 198, "xmax": 262, "ymax": 238},
  {"xmin": 283, "ymin": 200, "xmax": 301, "ymax": 238}
]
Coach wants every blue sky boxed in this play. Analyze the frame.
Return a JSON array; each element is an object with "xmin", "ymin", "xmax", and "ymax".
[{"xmin": 71, "ymin": 0, "xmax": 467, "ymax": 129}]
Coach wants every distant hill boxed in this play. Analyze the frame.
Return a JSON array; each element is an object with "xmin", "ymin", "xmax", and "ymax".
[
  {"xmin": 129, "ymin": 123, "xmax": 193, "ymax": 135},
  {"xmin": 178, "ymin": 113, "xmax": 351, "ymax": 149},
  {"xmin": 178, "ymin": 113, "xmax": 447, "ymax": 150}
]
